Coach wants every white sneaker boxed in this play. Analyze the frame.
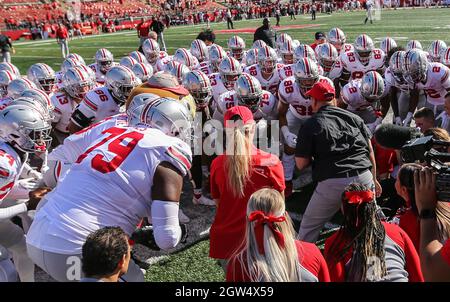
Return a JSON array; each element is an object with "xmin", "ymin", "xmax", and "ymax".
[{"xmin": 178, "ymin": 209, "xmax": 190, "ymax": 223}]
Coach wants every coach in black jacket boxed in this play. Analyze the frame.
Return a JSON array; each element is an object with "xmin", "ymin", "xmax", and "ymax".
[{"xmin": 253, "ymin": 18, "xmax": 275, "ymax": 48}]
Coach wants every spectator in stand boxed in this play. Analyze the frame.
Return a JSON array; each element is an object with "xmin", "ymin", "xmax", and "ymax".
[
  {"xmin": 226, "ymin": 9, "xmax": 234, "ymax": 29},
  {"xmin": 55, "ymin": 23, "xmax": 70, "ymax": 58},
  {"xmin": 209, "ymin": 106, "xmax": 285, "ymax": 267},
  {"xmin": 310, "ymin": 31, "xmax": 326, "ymax": 50},
  {"xmin": 413, "ymin": 107, "xmax": 436, "ymax": 133},
  {"xmin": 0, "ymin": 31, "xmax": 14, "ymax": 63},
  {"xmin": 80, "ymin": 227, "xmax": 131, "ymax": 282},
  {"xmin": 226, "ymin": 188, "xmax": 330, "ymax": 282},
  {"xmin": 324, "ymin": 183, "xmax": 424, "ymax": 282},
  {"xmin": 253, "ymin": 18, "xmax": 275, "ymax": 48},
  {"xmin": 150, "ymin": 16, "xmax": 166, "ymax": 52},
  {"xmin": 414, "ymin": 167, "xmax": 450, "ymax": 281}
]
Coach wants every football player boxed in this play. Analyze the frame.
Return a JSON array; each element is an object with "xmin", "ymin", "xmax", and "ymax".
[
  {"xmin": 27, "ymin": 63, "xmax": 56, "ymax": 96},
  {"xmin": 428, "ymin": 40, "xmax": 447, "ymax": 63},
  {"xmin": 327, "ymin": 28, "xmax": 354, "ymax": 55},
  {"xmin": 0, "ymin": 62, "xmax": 21, "ymax": 78},
  {"xmin": 190, "ymin": 39, "xmax": 209, "ymax": 64},
  {"xmin": 7, "ymin": 78, "xmax": 37, "ymax": 99},
  {"xmin": 165, "ymin": 61, "xmax": 190, "ymax": 84},
  {"xmin": 51, "ymin": 66, "xmax": 96, "ymax": 145},
  {"xmin": 198, "ymin": 44, "xmax": 226, "ymax": 76},
  {"xmin": 340, "ymin": 71, "xmax": 387, "ymax": 132},
  {"xmin": 142, "ymin": 39, "xmax": 170, "ymax": 72},
  {"xmin": 129, "ymin": 50, "xmax": 149, "ymax": 65},
  {"xmin": 173, "ymin": 48, "xmax": 198, "ymax": 70},
  {"xmin": 0, "ymin": 70, "xmax": 17, "ymax": 110},
  {"xmin": 244, "ymin": 45, "xmax": 283, "ymax": 96},
  {"xmin": 403, "ymin": 49, "xmax": 450, "ymax": 117},
  {"xmin": 68, "ymin": 66, "xmax": 140, "ymax": 133},
  {"xmin": 0, "ymin": 104, "xmax": 53, "ymax": 282},
  {"xmin": 119, "ymin": 56, "xmax": 138, "ymax": 70},
  {"xmin": 27, "ymin": 98, "xmax": 193, "ymax": 282},
  {"xmin": 183, "ymin": 71, "xmax": 216, "ymax": 206},
  {"xmin": 89, "ymin": 48, "xmax": 116, "ymax": 84},
  {"xmin": 316, "ymin": 43, "xmax": 342, "ymax": 80},
  {"xmin": 131, "ymin": 62, "xmax": 154, "ymax": 82},
  {"xmin": 227, "ymin": 35, "xmax": 246, "ymax": 64},
  {"xmin": 209, "ymin": 56, "xmax": 242, "ymax": 109},
  {"xmin": 442, "ymin": 47, "xmax": 450, "ymax": 68},
  {"xmin": 278, "ymin": 58, "xmax": 334, "ymax": 195}
]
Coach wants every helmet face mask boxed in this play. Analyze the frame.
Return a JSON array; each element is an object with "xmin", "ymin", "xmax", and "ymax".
[
  {"xmin": 297, "ymin": 78, "xmax": 318, "ymax": 94},
  {"xmin": 282, "ymin": 53, "xmax": 294, "ymax": 65},
  {"xmin": 38, "ymin": 78, "xmax": 56, "ymax": 93},
  {"xmin": 224, "ymin": 74, "xmax": 239, "ymax": 88},
  {"xmin": 259, "ymin": 58, "xmax": 276, "ymax": 74},
  {"xmin": 239, "ymin": 95, "xmax": 260, "ymax": 113},
  {"xmin": 99, "ymin": 60, "xmax": 113, "ymax": 73},
  {"xmin": 231, "ymin": 48, "xmax": 244, "ymax": 61},
  {"xmin": 356, "ymin": 50, "xmax": 372, "ymax": 65}
]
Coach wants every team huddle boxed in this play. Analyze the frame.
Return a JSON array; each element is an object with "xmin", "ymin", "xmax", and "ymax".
[{"xmin": 0, "ymin": 26, "xmax": 450, "ymax": 282}]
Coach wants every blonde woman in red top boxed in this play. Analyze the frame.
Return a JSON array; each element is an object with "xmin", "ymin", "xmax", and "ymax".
[
  {"xmin": 226, "ymin": 188, "xmax": 330, "ymax": 282},
  {"xmin": 209, "ymin": 106, "xmax": 285, "ymax": 261}
]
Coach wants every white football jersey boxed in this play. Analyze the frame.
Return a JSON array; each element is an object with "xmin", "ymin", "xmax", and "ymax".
[
  {"xmin": 209, "ymin": 73, "xmax": 230, "ymax": 108},
  {"xmin": 28, "ymin": 125, "xmax": 192, "ymax": 254},
  {"xmin": 414, "ymin": 63, "xmax": 450, "ymax": 106},
  {"xmin": 55, "ymin": 71, "xmax": 64, "ymax": 91},
  {"xmin": 279, "ymin": 76, "xmax": 334, "ymax": 119},
  {"xmin": 340, "ymin": 43, "xmax": 354, "ymax": 54},
  {"xmin": 51, "ymin": 92, "xmax": 79, "ymax": 133},
  {"xmin": 244, "ymin": 63, "xmax": 284, "ymax": 96},
  {"xmin": 196, "ymin": 61, "xmax": 214, "ymax": 76},
  {"xmin": 0, "ymin": 142, "xmax": 24, "ymax": 202},
  {"xmin": 215, "ymin": 90, "xmax": 278, "ymax": 122},
  {"xmin": 278, "ymin": 64, "xmax": 295, "ymax": 81},
  {"xmin": 384, "ymin": 68, "xmax": 411, "ymax": 93},
  {"xmin": 340, "ymin": 48, "xmax": 385, "ymax": 80},
  {"xmin": 0, "ymin": 97, "xmax": 13, "ymax": 111},
  {"xmin": 47, "ymin": 114, "xmax": 129, "ymax": 185},
  {"xmin": 324, "ymin": 59, "xmax": 344, "ymax": 80},
  {"xmin": 341, "ymin": 79, "xmax": 387, "ymax": 112},
  {"xmin": 71, "ymin": 87, "xmax": 122, "ymax": 129}
]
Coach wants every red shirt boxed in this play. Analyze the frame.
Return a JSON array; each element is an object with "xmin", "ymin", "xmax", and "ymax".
[
  {"xmin": 226, "ymin": 240, "xmax": 330, "ymax": 282},
  {"xmin": 371, "ymin": 138, "xmax": 396, "ymax": 176},
  {"xmin": 209, "ymin": 147, "xmax": 285, "ymax": 259},
  {"xmin": 441, "ymin": 239, "xmax": 450, "ymax": 267},
  {"xmin": 324, "ymin": 222, "xmax": 424, "ymax": 282},
  {"xmin": 398, "ymin": 209, "xmax": 420, "ymax": 252},
  {"xmin": 56, "ymin": 27, "xmax": 68, "ymax": 39},
  {"xmin": 137, "ymin": 21, "xmax": 150, "ymax": 38}
]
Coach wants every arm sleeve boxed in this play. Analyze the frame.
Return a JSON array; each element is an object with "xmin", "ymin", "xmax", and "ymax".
[
  {"xmin": 270, "ymin": 159, "xmax": 286, "ymax": 192},
  {"xmin": 70, "ymin": 95, "xmax": 97, "ymax": 128},
  {"xmin": 295, "ymin": 121, "xmax": 314, "ymax": 158},
  {"xmin": 0, "ymin": 203, "xmax": 27, "ymax": 222}
]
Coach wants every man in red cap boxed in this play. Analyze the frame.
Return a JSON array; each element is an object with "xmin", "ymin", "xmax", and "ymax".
[{"xmin": 294, "ymin": 81, "xmax": 381, "ymax": 243}]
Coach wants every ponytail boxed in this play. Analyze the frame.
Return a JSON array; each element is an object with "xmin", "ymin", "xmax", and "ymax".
[{"xmin": 225, "ymin": 122, "xmax": 254, "ymax": 198}]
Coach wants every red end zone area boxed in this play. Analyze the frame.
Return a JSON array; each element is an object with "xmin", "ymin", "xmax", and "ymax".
[{"xmin": 215, "ymin": 24, "xmax": 322, "ymax": 34}]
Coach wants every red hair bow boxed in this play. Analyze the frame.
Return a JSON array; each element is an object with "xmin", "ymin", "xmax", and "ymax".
[
  {"xmin": 344, "ymin": 190, "xmax": 374, "ymax": 205},
  {"xmin": 248, "ymin": 210, "xmax": 286, "ymax": 255}
]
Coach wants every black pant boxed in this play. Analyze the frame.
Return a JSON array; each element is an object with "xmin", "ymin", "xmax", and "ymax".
[
  {"xmin": 312, "ymin": 11, "xmax": 316, "ymax": 20},
  {"xmin": 227, "ymin": 17, "xmax": 233, "ymax": 29},
  {"xmin": 276, "ymin": 15, "xmax": 280, "ymax": 26}
]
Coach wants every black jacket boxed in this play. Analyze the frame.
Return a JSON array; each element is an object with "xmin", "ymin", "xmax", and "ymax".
[
  {"xmin": 150, "ymin": 21, "xmax": 164, "ymax": 34},
  {"xmin": 253, "ymin": 25, "xmax": 275, "ymax": 48}
]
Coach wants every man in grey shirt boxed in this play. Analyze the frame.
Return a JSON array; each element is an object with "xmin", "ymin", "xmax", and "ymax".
[{"xmin": 0, "ymin": 32, "xmax": 14, "ymax": 63}]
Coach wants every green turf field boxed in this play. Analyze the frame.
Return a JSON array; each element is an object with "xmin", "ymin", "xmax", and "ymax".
[
  {"xmin": 15, "ymin": 8, "xmax": 450, "ymax": 282},
  {"xmin": 12, "ymin": 8, "xmax": 450, "ymax": 74}
]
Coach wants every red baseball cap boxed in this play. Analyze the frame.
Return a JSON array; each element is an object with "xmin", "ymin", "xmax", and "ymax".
[
  {"xmin": 224, "ymin": 106, "xmax": 255, "ymax": 128},
  {"xmin": 305, "ymin": 81, "xmax": 335, "ymax": 102}
]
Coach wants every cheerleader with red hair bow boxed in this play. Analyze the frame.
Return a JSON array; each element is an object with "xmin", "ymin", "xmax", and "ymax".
[
  {"xmin": 324, "ymin": 183, "xmax": 424, "ymax": 282},
  {"xmin": 226, "ymin": 188, "xmax": 330, "ymax": 282}
]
